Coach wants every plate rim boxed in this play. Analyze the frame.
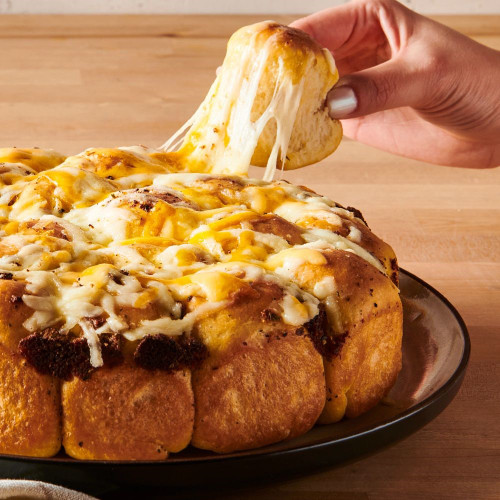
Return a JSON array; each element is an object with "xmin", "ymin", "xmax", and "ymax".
[{"xmin": 0, "ymin": 268, "xmax": 471, "ymax": 467}]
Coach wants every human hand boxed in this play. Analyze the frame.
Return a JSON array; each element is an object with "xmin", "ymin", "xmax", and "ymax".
[{"xmin": 291, "ymin": 0, "xmax": 500, "ymax": 167}]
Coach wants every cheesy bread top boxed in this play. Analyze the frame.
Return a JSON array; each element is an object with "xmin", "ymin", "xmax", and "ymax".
[
  {"xmin": 0, "ymin": 22, "xmax": 396, "ymax": 372},
  {"xmin": 0, "ymin": 145, "xmax": 396, "ymax": 370}
]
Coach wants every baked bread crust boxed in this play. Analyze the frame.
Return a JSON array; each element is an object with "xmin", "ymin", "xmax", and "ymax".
[
  {"xmin": 284, "ymin": 249, "xmax": 403, "ymax": 423},
  {"xmin": 0, "ymin": 344, "xmax": 61, "ymax": 457},
  {"xmin": 191, "ymin": 281, "xmax": 326, "ymax": 453},
  {"xmin": 62, "ymin": 362, "xmax": 193, "ymax": 460},
  {"xmin": 0, "ymin": 280, "xmax": 61, "ymax": 457}
]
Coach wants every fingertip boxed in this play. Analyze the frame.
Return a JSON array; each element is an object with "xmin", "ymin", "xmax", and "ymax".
[
  {"xmin": 289, "ymin": 17, "xmax": 314, "ymax": 37},
  {"xmin": 327, "ymin": 86, "xmax": 358, "ymax": 119},
  {"xmin": 288, "ymin": 18, "xmax": 303, "ymax": 28}
]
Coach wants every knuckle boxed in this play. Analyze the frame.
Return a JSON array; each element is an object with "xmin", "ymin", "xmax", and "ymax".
[
  {"xmin": 415, "ymin": 47, "xmax": 449, "ymax": 104},
  {"xmin": 419, "ymin": 47, "xmax": 447, "ymax": 76}
]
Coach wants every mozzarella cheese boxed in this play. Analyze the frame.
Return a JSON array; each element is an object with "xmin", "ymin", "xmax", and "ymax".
[{"xmin": 0, "ymin": 22, "xmax": 386, "ymax": 367}]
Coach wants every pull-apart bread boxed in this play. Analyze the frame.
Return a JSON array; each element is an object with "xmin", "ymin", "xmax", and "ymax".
[{"xmin": 0, "ymin": 22, "xmax": 402, "ymax": 460}]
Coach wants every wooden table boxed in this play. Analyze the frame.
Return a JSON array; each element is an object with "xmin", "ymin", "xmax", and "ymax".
[{"xmin": 0, "ymin": 14, "xmax": 498, "ymax": 500}]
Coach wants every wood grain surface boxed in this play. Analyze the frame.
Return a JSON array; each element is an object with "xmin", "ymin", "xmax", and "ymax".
[{"xmin": 0, "ymin": 14, "xmax": 498, "ymax": 500}]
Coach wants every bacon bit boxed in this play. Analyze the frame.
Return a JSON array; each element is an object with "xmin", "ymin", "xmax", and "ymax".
[
  {"xmin": 19, "ymin": 329, "xmax": 91, "ymax": 380},
  {"xmin": 134, "ymin": 334, "xmax": 208, "ymax": 372},
  {"xmin": 304, "ymin": 305, "xmax": 348, "ymax": 361},
  {"xmin": 109, "ymin": 273, "xmax": 124, "ymax": 285},
  {"xmin": 134, "ymin": 189, "xmax": 199, "ymax": 211},
  {"xmin": 100, "ymin": 333, "xmax": 124, "ymax": 367},
  {"xmin": 7, "ymin": 194, "xmax": 18, "ymax": 207},
  {"xmin": 346, "ymin": 206, "xmax": 368, "ymax": 226},
  {"xmin": 19, "ymin": 329, "xmax": 124, "ymax": 380},
  {"xmin": 261, "ymin": 309, "xmax": 281, "ymax": 322},
  {"xmin": 390, "ymin": 258, "xmax": 399, "ymax": 286},
  {"xmin": 0, "ymin": 272, "xmax": 13, "ymax": 280},
  {"xmin": 333, "ymin": 226, "xmax": 350, "ymax": 238},
  {"xmin": 180, "ymin": 336, "xmax": 208, "ymax": 369},
  {"xmin": 139, "ymin": 201, "xmax": 155, "ymax": 212},
  {"xmin": 85, "ymin": 315, "xmax": 106, "ymax": 329}
]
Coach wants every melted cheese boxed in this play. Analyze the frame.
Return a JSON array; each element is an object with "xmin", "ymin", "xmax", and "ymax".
[
  {"xmin": 266, "ymin": 248, "xmax": 328, "ymax": 270},
  {"xmin": 313, "ymin": 276, "xmax": 343, "ymax": 333},
  {"xmin": 0, "ymin": 23, "xmax": 396, "ymax": 368},
  {"xmin": 2, "ymin": 164, "xmax": 387, "ymax": 369}
]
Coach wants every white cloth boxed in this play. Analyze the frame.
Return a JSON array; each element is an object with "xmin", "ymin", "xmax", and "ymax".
[{"xmin": 0, "ymin": 480, "xmax": 97, "ymax": 500}]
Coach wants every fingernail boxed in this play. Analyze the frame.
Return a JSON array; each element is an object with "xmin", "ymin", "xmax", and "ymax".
[{"xmin": 327, "ymin": 86, "xmax": 357, "ymax": 118}]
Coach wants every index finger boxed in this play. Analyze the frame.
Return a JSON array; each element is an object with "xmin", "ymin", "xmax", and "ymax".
[
  {"xmin": 290, "ymin": 2, "xmax": 372, "ymax": 53},
  {"xmin": 291, "ymin": 0, "xmax": 414, "ymax": 65}
]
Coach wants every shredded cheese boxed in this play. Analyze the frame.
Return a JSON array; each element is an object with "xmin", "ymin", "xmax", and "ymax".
[{"xmin": 0, "ymin": 22, "xmax": 395, "ymax": 368}]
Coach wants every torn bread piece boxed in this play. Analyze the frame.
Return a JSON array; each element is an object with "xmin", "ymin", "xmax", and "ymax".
[{"xmin": 163, "ymin": 21, "xmax": 342, "ymax": 180}]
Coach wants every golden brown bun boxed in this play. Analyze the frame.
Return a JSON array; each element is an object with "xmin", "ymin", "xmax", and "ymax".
[
  {"xmin": 0, "ymin": 279, "xmax": 61, "ymax": 457},
  {"xmin": 0, "ymin": 344, "xmax": 61, "ymax": 457},
  {"xmin": 60, "ymin": 294, "xmax": 195, "ymax": 460},
  {"xmin": 0, "ymin": 280, "xmax": 32, "ymax": 349},
  {"xmin": 319, "ymin": 253, "xmax": 402, "ymax": 421},
  {"xmin": 277, "ymin": 249, "xmax": 402, "ymax": 423},
  {"xmin": 62, "ymin": 361, "xmax": 194, "ymax": 460},
  {"xmin": 293, "ymin": 203, "xmax": 399, "ymax": 285},
  {"xmin": 191, "ymin": 281, "xmax": 325, "ymax": 453}
]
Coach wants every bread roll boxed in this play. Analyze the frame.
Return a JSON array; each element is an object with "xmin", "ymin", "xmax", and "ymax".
[{"xmin": 165, "ymin": 21, "xmax": 342, "ymax": 179}]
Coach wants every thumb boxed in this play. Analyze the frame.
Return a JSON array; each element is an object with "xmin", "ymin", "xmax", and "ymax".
[{"xmin": 327, "ymin": 58, "xmax": 427, "ymax": 119}]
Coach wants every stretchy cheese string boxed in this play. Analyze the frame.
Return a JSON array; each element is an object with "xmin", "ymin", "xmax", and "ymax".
[{"xmin": 160, "ymin": 23, "xmax": 312, "ymax": 181}]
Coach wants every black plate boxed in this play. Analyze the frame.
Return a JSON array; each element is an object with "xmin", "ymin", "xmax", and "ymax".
[{"xmin": 0, "ymin": 269, "xmax": 470, "ymax": 496}]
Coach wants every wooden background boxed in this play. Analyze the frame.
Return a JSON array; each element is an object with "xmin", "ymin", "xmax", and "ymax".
[
  {"xmin": 2, "ymin": 0, "xmax": 499, "ymax": 15},
  {"xmin": 0, "ymin": 14, "xmax": 498, "ymax": 500}
]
